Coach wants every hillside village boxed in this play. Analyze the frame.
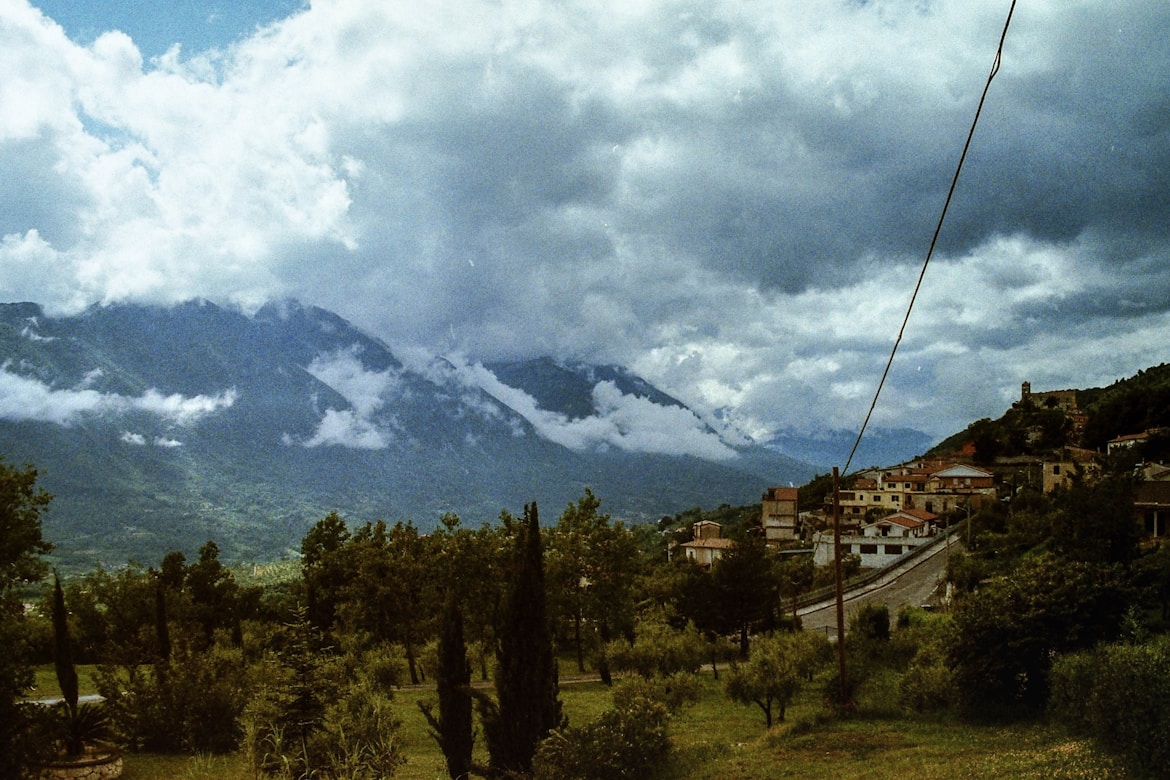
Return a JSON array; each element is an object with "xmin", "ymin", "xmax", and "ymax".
[{"xmin": 682, "ymin": 376, "xmax": 1170, "ymax": 571}]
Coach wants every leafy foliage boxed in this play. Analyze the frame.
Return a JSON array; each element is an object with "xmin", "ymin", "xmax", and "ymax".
[
  {"xmin": 0, "ymin": 459, "xmax": 51, "ymax": 778},
  {"xmin": 1050, "ymin": 636, "xmax": 1170, "ymax": 779},
  {"xmin": 948, "ymin": 552, "xmax": 1129, "ymax": 714}
]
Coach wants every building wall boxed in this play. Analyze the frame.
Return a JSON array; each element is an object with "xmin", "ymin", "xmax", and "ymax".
[{"xmin": 812, "ymin": 531, "xmax": 931, "ymax": 568}]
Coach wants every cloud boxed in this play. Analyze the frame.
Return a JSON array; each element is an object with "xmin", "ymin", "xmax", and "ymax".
[
  {"xmin": 295, "ymin": 346, "xmax": 402, "ymax": 448},
  {"xmin": 0, "ymin": 365, "xmax": 236, "ymax": 425},
  {"xmin": 300, "ymin": 408, "xmax": 390, "ymax": 449},
  {"xmin": 449, "ymin": 358, "xmax": 737, "ymax": 459},
  {"xmin": 3, "ymin": 0, "xmax": 1170, "ymax": 443}
]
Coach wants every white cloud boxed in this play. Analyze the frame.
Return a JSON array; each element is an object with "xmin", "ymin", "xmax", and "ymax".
[
  {"xmin": 294, "ymin": 346, "xmax": 401, "ymax": 449},
  {"xmin": 0, "ymin": 365, "xmax": 236, "ymax": 425},
  {"xmin": 448, "ymin": 358, "xmax": 737, "ymax": 459},
  {"xmin": 3, "ymin": 0, "xmax": 1170, "ymax": 443},
  {"xmin": 305, "ymin": 346, "xmax": 400, "ymax": 417},
  {"xmin": 120, "ymin": 431, "xmax": 145, "ymax": 445},
  {"xmin": 301, "ymin": 408, "xmax": 390, "ymax": 450}
]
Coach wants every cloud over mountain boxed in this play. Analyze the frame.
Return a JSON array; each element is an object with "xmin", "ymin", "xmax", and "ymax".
[
  {"xmin": 0, "ymin": 364, "xmax": 236, "ymax": 425},
  {"xmin": 2, "ymin": 0, "xmax": 1169, "ymax": 443}
]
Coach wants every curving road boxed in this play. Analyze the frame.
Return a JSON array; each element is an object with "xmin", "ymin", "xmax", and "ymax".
[{"xmin": 798, "ymin": 535, "xmax": 960, "ymax": 639}]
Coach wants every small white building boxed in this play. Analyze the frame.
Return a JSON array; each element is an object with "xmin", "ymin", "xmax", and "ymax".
[{"xmin": 813, "ymin": 509, "xmax": 938, "ymax": 568}]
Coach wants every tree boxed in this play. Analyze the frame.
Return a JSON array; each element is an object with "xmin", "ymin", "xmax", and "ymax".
[
  {"xmin": 480, "ymin": 502, "xmax": 562, "ymax": 777},
  {"xmin": 339, "ymin": 520, "xmax": 437, "ymax": 684},
  {"xmin": 709, "ymin": 531, "xmax": 779, "ymax": 657},
  {"xmin": 1050, "ymin": 474, "xmax": 1141, "ymax": 566},
  {"xmin": 724, "ymin": 632, "xmax": 824, "ymax": 727},
  {"xmin": 431, "ymin": 515, "xmax": 509, "ymax": 681},
  {"xmin": 949, "ymin": 552, "xmax": 1129, "ymax": 714},
  {"xmin": 0, "ymin": 459, "xmax": 51, "ymax": 778},
  {"xmin": 546, "ymin": 489, "xmax": 640, "ymax": 683},
  {"xmin": 300, "ymin": 512, "xmax": 352, "ymax": 635},
  {"xmin": 419, "ymin": 594, "xmax": 474, "ymax": 780},
  {"xmin": 604, "ymin": 618, "xmax": 707, "ymax": 679},
  {"xmin": 186, "ymin": 541, "xmax": 243, "ymax": 648},
  {"xmin": 52, "ymin": 572, "xmax": 83, "ymax": 755}
]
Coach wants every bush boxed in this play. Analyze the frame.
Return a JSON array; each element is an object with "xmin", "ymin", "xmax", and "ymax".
[
  {"xmin": 242, "ymin": 629, "xmax": 404, "ymax": 778},
  {"xmin": 533, "ymin": 694, "xmax": 670, "ymax": 780},
  {"xmin": 603, "ymin": 620, "xmax": 706, "ymax": 679},
  {"xmin": 96, "ymin": 641, "xmax": 249, "ymax": 753},
  {"xmin": 612, "ymin": 672, "xmax": 701, "ymax": 715},
  {"xmin": 898, "ymin": 660, "xmax": 957, "ymax": 713},
  {"xmin": 1050, "ymin": 637, "xmax": 1170, "ymax": 778}
]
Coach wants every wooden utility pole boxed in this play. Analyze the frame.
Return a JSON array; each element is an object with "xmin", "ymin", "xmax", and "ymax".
[{"xmin": 832, "ymin": 467, "xmax": 848, "ymax": 710}]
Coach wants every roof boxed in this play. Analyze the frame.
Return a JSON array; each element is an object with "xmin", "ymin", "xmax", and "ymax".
[
  {"xmin": 893, "ymin": 508, "xmax": 939, "ymax": 523},
  {"xmin": 932, "ymin": 464, "xmax": 993, "ymax": 479},
  {"xmin": 874, "ymin": 513, "xmax": 924, "ymax": 530}
]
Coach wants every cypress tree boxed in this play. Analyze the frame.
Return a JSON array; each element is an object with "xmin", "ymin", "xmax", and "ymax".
[
  {"xmin": 481, "ymin": 502, "xmax": 562, "ymax": 776},
  {"xmin": 52, "ymin": 572, "xmax": 81, "ymax": 755},
  {"xmin": 419, "ymin": 594, "xmax": 474, "ymax": 779}
]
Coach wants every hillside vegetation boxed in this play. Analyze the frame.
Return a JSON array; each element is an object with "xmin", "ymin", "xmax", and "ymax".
[{"xmin": 7, "ymin": 364, "xmax": 1170, "ymax": 778}]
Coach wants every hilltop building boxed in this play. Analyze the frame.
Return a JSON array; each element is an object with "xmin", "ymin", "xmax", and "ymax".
[{"xmin": 829, "ymin": 461, "xmax": 997, "ymax": 521}]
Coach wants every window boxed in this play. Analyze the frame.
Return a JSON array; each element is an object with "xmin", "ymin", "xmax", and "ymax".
[
  {"xmin": 885, "ymin": 545, "xmax": 902, "ymax": 555},
  {"xmin": 880, "ymin": 525, "xmax": 890, "ymax": 537},
  {"xmin": 860, "ymin": 544, "xmax": 878, "ymax": 555},
  {"xmin": 873, "ymin": 495, "xmax": 882, "ymax": 502},
  {"xmin": 1052, "ymin": 464, "xmax": 1061, "ymax": 476},
  {"xmin": 892, "ymin": 494, "xmax": 900, "ymax": 502}
]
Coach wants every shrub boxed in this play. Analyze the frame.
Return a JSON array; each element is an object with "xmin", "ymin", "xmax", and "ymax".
[
  {"xmin": 1050, "ymin": 637, "xmax": 1170, "ymax": 778},
  {"xmin": 96, "ymin": 641, "xmax": 249, "ymax": 753},
  {"xmin": 612, "ymin": 672, "xmax": 701, "ymax": 715},
  {"xmin": 603, "ymin": 620, "xmax": 706, "ymax": 679},
  {"xmin": 533, "ymin": 694, "xmax": 670, "ymax": 780}
]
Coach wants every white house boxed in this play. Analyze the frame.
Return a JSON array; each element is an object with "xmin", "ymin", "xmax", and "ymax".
[{"xmin": 813, "ymin": 509, "xmax": 938, "ymax": 568}]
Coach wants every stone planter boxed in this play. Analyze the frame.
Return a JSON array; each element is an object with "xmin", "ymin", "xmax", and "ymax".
[{"xmin": 33, "ymin": 746, "xmax": 123, "ymax": 780}]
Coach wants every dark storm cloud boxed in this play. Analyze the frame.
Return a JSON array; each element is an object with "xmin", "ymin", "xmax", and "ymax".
[{"xmin": 4, "ymin": 0, "xmax": 1170, "ymax": 442}]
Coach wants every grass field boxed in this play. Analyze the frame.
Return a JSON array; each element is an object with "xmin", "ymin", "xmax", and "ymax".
[{"xmin": 103, "ymin": 671, "xmax": 1122, "ymax": 780}]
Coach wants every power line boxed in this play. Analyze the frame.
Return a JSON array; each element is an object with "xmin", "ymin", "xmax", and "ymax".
[{"xmin": 840, "ymin": 0, "xmax": 1019, "ymax": 476}]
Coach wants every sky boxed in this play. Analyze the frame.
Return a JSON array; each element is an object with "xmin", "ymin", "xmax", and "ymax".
[{"xmin": 2, "ymin": 0, "xmax": 1169, "ymax": 451}]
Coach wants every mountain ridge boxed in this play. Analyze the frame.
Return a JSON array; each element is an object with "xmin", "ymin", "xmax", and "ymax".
[{"xmin": 0, "ymin": 300, "xmax": 846, "ymax": 568}]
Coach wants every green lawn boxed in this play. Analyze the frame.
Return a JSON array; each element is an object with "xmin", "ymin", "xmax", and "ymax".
[
  {"xmin": 113, "ymin": 671, "xmax": 1122, "ymax": 780},
  {"xmin": 30, "ymin": 664, "xmax": 100, "ymax": 699}
]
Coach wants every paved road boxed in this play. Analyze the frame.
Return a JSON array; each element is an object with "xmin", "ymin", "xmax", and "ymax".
[{"xmin": 798, "ymin": 535, "xmax": 961, "ymax": 639}]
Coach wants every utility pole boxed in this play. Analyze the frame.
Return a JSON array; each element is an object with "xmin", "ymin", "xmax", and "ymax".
[{"xmin": 832, "ymin": 467, "xmax": 848, "ymax": 711}]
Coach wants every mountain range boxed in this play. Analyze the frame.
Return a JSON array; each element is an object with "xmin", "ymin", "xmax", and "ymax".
[{"xmin": 0, "ymin": 300, "xmax": 931, "ymax": 568}]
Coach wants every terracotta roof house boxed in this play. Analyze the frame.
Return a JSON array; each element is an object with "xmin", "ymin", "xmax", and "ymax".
[{"xmin": 679, "ymin": 520, "xmax": 734, "ymax": 566}]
